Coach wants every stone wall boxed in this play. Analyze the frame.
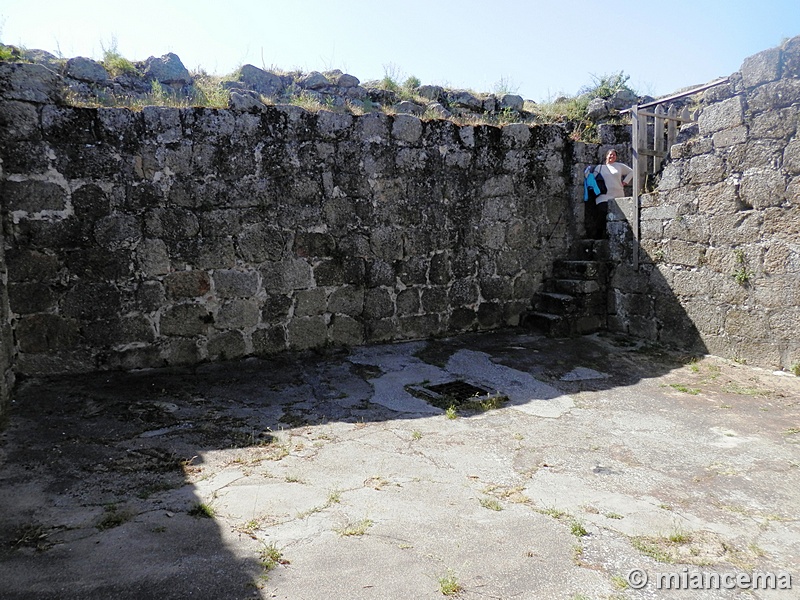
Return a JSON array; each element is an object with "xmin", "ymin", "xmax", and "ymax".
[
  {"xmin": 0, "ymin": 62, "xmax": 578, "ymax": 376},
  {"xmin": 608, "ymin": 36, "xmax": 800, "ymax": 371},
  {"xmin": 0, "ymin": 186, "xmax": 14, "ymax": 423}
]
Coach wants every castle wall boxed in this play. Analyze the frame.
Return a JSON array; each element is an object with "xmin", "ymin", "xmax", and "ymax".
[
  {"xmin": 0, "ymin": 67, "xmax": 578, "ymax": 375},
  {"xmin": 608, "ymin": 36, "xmax": 800, "ymax": 371}
]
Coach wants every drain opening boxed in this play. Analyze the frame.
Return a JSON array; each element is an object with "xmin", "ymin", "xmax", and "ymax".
[
  {"xmin": 425, "ymin": 381, "xmax": 491, "ymax": 402},
  {"xmin": 407, "ymin": 380, "xmax": 507, "ymax": 412}
]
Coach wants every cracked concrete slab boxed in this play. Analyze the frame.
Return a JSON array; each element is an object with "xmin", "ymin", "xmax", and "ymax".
[{"xmin": 0, "ymin": 330, "xmax": 798, "ymax": 599}]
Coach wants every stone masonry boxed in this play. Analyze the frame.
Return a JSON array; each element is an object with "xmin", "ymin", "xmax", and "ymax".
[
  {"xmin": 0, "ymin": 62, "xmax": 581, "ymax": 381},
  {"xmin": 608, "ymin": 35, "xmax": 800, "ymax": 371},
  {"xmin": 0, "ymin": 188, "xmax": 14, "ymax": 424}
]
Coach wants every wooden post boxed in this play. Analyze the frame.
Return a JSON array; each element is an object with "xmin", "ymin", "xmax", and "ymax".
[
  {"xmin": 654, "ymin": 104, "xmax": 666, "ymax": 173},
  {"xmin": 667, "ymin": 104, "xmax": 678, "ymax": 150},
  {"xmin": 636, "ymin": 108, "xmax": 648, "ymax": 195},
  {"xmin": 630, "ymin": 105, "xmax": 640, "ymax": 271}
]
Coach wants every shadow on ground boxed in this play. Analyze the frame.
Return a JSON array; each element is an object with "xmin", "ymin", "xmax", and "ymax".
[{"xmin": 1, "ymin": 329, "xmax": 797, "ymax": 599}]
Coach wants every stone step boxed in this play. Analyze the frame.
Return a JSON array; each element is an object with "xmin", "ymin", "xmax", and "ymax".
[
  {"xmin": 522, "ymin": 311, "xmax": 571, "ymax": 337},
  {"xmin": 553, "ymin": 260, "xmax": 609, "ymax": 281},
  {"xmin": 523, "ymin": 311, "xmax": 607, "ymax": 338},
  {"xmin": 571, "ymin": 314, "xmax": 607, "ymax": 335},
  {"xmin": 549, "ymin": 278, "xmax": 602, "ymax": 295},
  {"xmin": 534, "ymin": 290, "xmax": 606, "ymax": 317},
  {"xmin": 570, "ymin": 239, "xmax": 611, "ymax": 261},
  {"xmin": 534, "ymin": 291, "xmax": 577, "ymax": 315}
]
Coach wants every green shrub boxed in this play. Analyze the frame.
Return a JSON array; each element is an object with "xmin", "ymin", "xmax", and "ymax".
[{"xmin": 101, "ymin": 38, "xmax": 137, "ymax": 77}]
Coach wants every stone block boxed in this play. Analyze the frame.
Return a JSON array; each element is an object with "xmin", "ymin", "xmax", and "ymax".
[
  {"xmin": 724, "ymin": 308, "xmax": 770, "ymax": 340},
  {"xmin": 200, "ymin": 210, "xmax": 241, "ymax": 237},
  {"xmin": 94, "ymin": 214, "xmax": 142, "ymax": 250},
  {"xmin": 165, "ymin": 271, "xmax": 211, "ymax": 299},
  {"xmin": 448, "ymin": 307, "xmax": 477, "ymax": 331},
  {"xmin": 252, "ymin": 325, "xmax": 287, "ymax": 355},
  {"xmin": 107, "ymin": 345, "xmax": 163, "ymax": 371},
  {"xmin": 15, "ymin": 350, "xmax": 95, "ymax": 376},
  {"xmin": 739, "ymin": 168, "xmax": 787, "ymax": 208},
  {"xmin": 748, "ymin": 78, "xmax": 800, "ymax": 112},
  {"xmin": 399, "ymin": 314, "xmax": 441, "ymax": 338},
  {"xmin": 481, "ymin": 175, "xmax": 514, "ymax": 198},
  {"xmin": 740, "ymin": 47, "xmax": 782, "ymax": 89},
  {"xmin": 142, "ymin": 106, "xmax": 183, "ymax": 142},
  {"xmin": 357, "ymin": 112, "xmax": 390, "ymax": 142},
  {"xmin": 328, "ymin": 286, "xmax": 364, "ymax": 316},
  {"xmin": 62, "ymin": 282, "xmax": 121, "ymax": 320},
  {"xmin": 480, "ymin": 277, "xmax": 512, "ymax": 301},
  {"xmin": 160, "ymin": 304, "xmax": 212, "ymax": 336},
  {"xmin": 329, "ymin": 314, "xmax": 364, "ymax": 346},
  {"xmin": 657, "ymin": 162, "xmax": 683, "ymax": 190},
  {"xmin": 262, "ymin": 293, "xmax": 292, "ymax": 321},
  {"xmin": 751, "ymin": 107, "xmax": 798, "ymax": 140},
  {"xmin": 767, "ymin": 308, "xmax": 800, "ymax": 339},
  {"xmin": 392, "ymin": 114, "xmax": 423, "ymax": 144},
  {"xmin": 698, "ymin": 95, "xmax": 745, "ymax": 135},
  {"xmin": 184, "ymin": 236, "xmax": 236, "ymax": 269},
  {"xmin": 261, "ymin": 259, "xmax": 314, "ymax": 293},
  {"xmin": 8, "ymin": 282, "xmax": 56, "ymax": 314},
  {"xmin": 294, "ymin": 232, "xmax": 335, "ymax": 258},
  {"xmin": 136, "ymin": 280, "xmax": 166, "ymax": 313},
  {"xmin": 287, "ymin": 316, "xmax": 327, "ymax": 350},
  {"xmin": 316, "ymin": 110, "xmax": 353, "ymax": 139},
  {"xmin": 671, "ymin": 138, "xmax": 714, "ymax": 159},
  {"xmin": 477, "ymin": 302, "xmax": 504, "ymax": 329},
  {"xmin": 3, "ymin": 179, "xmax": 67, "ymax": 214},
  {"xmin": 502, "ymin": 123, "xmax": 531, "ymax": 146},
  {"xmin": 0, "ymin": 62, "xmax": 63, "ymax": 104},
  {"xmin": 293, "ymin": 288, "xmax": 327, "ymax": 317},
  {"xmin": 711, "ymin": 125, "xmax": 749, "ymax": 149},
  {"xmin": 145, "ymin": 208, "xmax": 200, "ymax": 239},
  {"xmin": 449, "ymin": 279, "xmax": 479, "ymax": 306},
  {"xmin": 421, "ymin": 287, "xmax": 449, "ymax": 313},
  {"xmin": 664, "ymin": 240, "xmax": 705, "ymax": 267},
  {"xmin": 429, "ymin": 252, "xmax": 451, "ymax": 285},
  {"xmin": 364, "ymin": 288, "xmax": 394, "ymax": 319},
  {"xmin": 626, "ymin": 315, "xmax": 658, "ymax": 340},
  {"xmin": 216, "ymin": 298, "xmax": 260, "ymax": 329},
  {"xmin": 608, "ymin": 197, "xmax": 635, "ymax": 223},
  {"xmin": 313, "ymin": 259, "xmax": 344, "ymax": 287},
  {"xmin": 16, "ymin": 314, "xmax": 79, "ymax": 353},
  {"xmin": 83, "ymin": 315, "xmax": 156, "ymax": 347},
  {"xmin": 783, "ymin": 138, "xmax": 800, "ymax": 175},
  {"xmin": 687, "ymin": 153, "xmax": 725, "ymax": 184},
  {"xmin": 162, "ymin": 337, "xmax": 202, "ymax": 366},
  {"xmin": 213, "ymin": 269, "xmax": 260, "ymax": 298},
  {"xmin": 237, "ymin": 224, "xmax": 286, "ymax": 263},
  {"xmin": 396, "ymin": 289, "xmax": 420, "ymax": 316},
  {"xmin": 0, "ymin": 100, "xmax": 40, "ymax": 141},
  {"xmin": 207, "ymin": 330, "xmax": 248, "ymax": 360},
  {"xmin": 397, "ymin": 256, "xmax": 428, "ymax": 285},
  {"xmin": 365, "ymin": 259, "xmax": 395, "ymax": 288},
  {"xmin": 369, "ymin": 227, "xmax": 403, "ymax": 261}
]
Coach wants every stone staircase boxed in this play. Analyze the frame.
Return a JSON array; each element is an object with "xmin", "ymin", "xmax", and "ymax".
[{"xmin": 523, "ymin": 239, "xmax": 610, "ymax": 337}]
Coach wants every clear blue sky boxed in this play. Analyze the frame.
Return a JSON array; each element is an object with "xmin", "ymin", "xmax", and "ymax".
[{"xmin": 2, "ymin": 0, "xmax": 798, "ymax": 103}]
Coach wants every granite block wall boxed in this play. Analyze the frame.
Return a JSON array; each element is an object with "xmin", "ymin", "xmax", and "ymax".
[
  {"xmin": 608, "ymin": 35, "xmax": 800, "ymax": 371},
  {"xmin": 0, "ymin": 193, "xmax": 13, "ymax": 423},
  {"xmin": 0, "ymin": 68, "xmax": 578, "ymax": 376}
]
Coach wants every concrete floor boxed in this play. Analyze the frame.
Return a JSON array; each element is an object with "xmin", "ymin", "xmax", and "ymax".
[{"xmin": 1, "ymin": 330, "xmax": 798, "ymax": 599}]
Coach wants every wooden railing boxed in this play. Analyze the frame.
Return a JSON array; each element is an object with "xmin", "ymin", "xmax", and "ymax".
[{"xmin": 621, "ymin": 78, "xmax": 728, "ymax": 268}]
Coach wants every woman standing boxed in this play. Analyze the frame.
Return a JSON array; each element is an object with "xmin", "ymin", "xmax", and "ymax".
[{"xmin": 585, "ymin": 149, "xmax": 633, "ymax": 239}]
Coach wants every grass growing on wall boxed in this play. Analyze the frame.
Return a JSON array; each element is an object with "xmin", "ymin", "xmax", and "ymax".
[{"xmin": 0, "ymin": 41, "xmax": 636, "ymax": 139}]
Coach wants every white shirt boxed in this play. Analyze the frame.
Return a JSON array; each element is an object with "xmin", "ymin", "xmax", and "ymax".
[{"xmin": 596, "ymin": 162, "xmax": 633, "ymax": 203}]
